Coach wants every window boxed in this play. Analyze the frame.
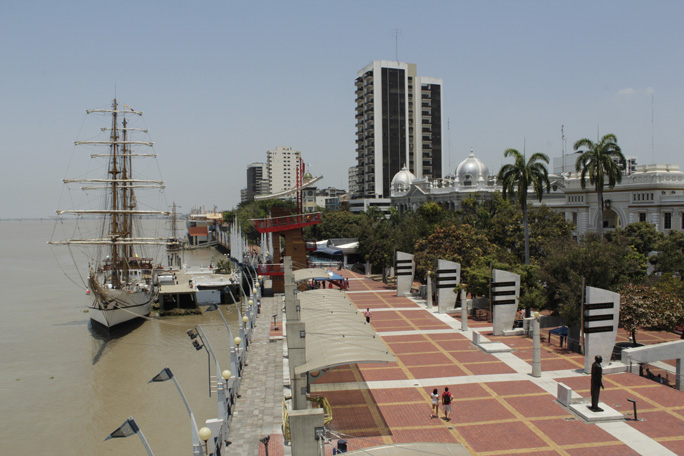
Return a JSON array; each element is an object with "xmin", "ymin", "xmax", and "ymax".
[
  {"xmin": 639, "ymin": 213, "xmax": 646, "ymax": 222},
  {"xmin": 665, "ymin": 212, "xmax": 672, "ymax": 230},
  {"xmin": 572, "ymin": 212, "xmax": 578, "ymax": 225}
]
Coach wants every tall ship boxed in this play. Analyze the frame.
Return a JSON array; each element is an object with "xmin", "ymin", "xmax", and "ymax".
[{"xmin": 50, "ymin": 99, "xmax": 170, "ymax": 329}]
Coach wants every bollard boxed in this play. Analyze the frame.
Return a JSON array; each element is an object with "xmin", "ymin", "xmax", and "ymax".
[{"xmin": 627, "ymin": 398, "xmax": 639, "ymax": 421}]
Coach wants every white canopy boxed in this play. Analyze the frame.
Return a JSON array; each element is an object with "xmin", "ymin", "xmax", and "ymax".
[{"xmin": 293, "ymin": 289, "xmax": 396, "ymax": 375}]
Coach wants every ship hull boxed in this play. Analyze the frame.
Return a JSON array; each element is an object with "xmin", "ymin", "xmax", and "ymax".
[{"xmin": 89, "ymin": 288, "xmax": 153, "ymax": 328}]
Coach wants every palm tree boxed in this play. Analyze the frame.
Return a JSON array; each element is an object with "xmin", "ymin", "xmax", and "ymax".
[
  {"xmin": 574, "ymin": 134, "xmax": 626, "ymax": 241},
  {"xmin": 497, "ymin": 149, "xmax": 550, "ymax": 264}
]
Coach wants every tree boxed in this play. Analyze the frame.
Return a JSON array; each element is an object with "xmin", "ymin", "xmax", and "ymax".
[
  {"xmin": 574, "ymin": 134, "xmax": 626, "ymax": 241},
  {"xmin": 497, "ymin": 148, "xmax": 550, "ymax": 264},
  {"xmin": 606, "ymin": 221, "xmax": 662, "ymax": 257},
  {"xmin": 539, "ymin": 234, "xmax": 647, "ymax": 327},
  {"xmin": 652, "ymin": 231, "xmax": 684, "ymax": 279},
  {"xmin": 618, "ymin": 283, "xmax": 684, "ymax": 345}
]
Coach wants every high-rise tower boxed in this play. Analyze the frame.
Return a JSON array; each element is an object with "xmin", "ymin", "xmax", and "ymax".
[{"xmin": 353, "ymin": 60, "xmax": 443, "ymax": 198}]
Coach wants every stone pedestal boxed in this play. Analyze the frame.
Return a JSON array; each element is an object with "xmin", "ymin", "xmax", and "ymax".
[
  {"xmin": 396, "ymin": 252, "xmax": 414, "ymax": 296},
  {"xmin": 491, "ymin": 269, "xmax": 520, "ymax": 336},
  {"xmin": 436, "ymin": 259, "xmax": 460, "ymax": 314},
  {"xmin": 289, "ymin": 408, "xmax": 324, "ymax": 456},
  {"xmin": 583, "ymin": 286, "xmax": 620, "ymax": 373}
]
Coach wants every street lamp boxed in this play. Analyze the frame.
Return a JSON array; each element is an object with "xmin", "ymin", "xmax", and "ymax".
[
  {"xmin": 105, "ymin": 417, "xmax": 155, "ymax": 456},
  {"xmin": 199, "ymin": 427, "xmax": 211, "ymax": 455},
  {"xmin": 149, "ymin": 367, "xmax": 204, "ymax": 456}
]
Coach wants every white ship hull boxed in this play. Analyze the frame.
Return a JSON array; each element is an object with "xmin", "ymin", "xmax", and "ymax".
[{"xmin": 89, "ymin": 288, "xmax": 153, "ymax": 328}]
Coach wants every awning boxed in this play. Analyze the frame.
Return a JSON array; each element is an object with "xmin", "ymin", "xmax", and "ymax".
[
  {"xmin": 188, "ymin": 226, "xmax": 208, "ymax": 236},
  {"xmin": 293, "ymin": 268, "xmax": 331, "ymax": 282},
  {"xmin": 316, "ymin": 246, "xmax": 342, "ymax": 256},
  {"xmin": 293, "ymin": 289, "xmax": 396, "ymax": 375},
  {"xmin": 314, "ymin": 270, "xmax": 343, "ymax": 281}
]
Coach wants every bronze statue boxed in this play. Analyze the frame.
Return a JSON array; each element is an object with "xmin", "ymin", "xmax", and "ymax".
[{"xmin": 589, "ymin": 355, "xmax": 604, "ymax": 412}]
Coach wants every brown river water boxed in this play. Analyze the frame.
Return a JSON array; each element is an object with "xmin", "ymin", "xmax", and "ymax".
[{"xmin": 1, "ymin": 219, "xmax": 243, "ymax": 455}]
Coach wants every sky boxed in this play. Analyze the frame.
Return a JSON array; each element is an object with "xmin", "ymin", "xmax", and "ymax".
[{"xmin": 2, "ymin": 0, "xmax": 683, "ymax": 219}]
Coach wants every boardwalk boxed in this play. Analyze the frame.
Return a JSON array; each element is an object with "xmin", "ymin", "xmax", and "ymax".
[{"xmin": 229, "ymin": 271, "xmax": 684, "ymax": 455}]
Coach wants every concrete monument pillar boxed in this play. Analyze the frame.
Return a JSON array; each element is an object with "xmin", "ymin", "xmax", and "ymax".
[
  {"xmin": 436, "ymin": 259, "xmax": 460, "ymax": 314},
  {"xmin": 289, "ymin": 408, "xmax": 324, "ymax": 456},
  {"xmin": 491, "ymin": 269, "xmax": 520, "ymax": 336},
  {"xmin": 583, "ymin": 286, "xmax": 620, "ymax": 373},
  {"xmin": 396, "ymin": 251, "xmax": 415, "ymax": 297}
]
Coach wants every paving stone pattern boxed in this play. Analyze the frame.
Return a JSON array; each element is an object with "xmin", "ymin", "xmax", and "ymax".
[{"xmin": 227, "ymin": 295, "xmax": 284, "ymax": 456}]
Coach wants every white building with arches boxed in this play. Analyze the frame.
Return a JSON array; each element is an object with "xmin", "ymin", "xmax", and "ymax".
[{"xmin": 390, "ymin": 150, "xmax": 684, "ymax": 237}]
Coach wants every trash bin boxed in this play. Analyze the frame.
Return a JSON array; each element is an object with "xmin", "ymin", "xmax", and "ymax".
[{"xmin": 337, "ymin": 439, "xmax": 347, "ymax": 452}]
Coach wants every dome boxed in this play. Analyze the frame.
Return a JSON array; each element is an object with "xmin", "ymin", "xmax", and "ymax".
[
  {"xmin": 456, "ymin": 150, "xmax": 489, "ymax": 186},
  {"xmin": 390, "ymin": 166, "xmax": 416, "ymax": 194},
  {"xmin": 303, "ymin": 171, "xmax": 313, "ymax": 183}
]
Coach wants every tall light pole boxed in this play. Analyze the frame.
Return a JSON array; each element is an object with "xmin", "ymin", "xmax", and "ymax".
[{"xmin": 149, "ymin": 367, "xmax": 204, "ymax": 456}]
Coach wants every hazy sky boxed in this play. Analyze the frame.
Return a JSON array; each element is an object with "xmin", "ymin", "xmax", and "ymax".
[{"xmin": 2, "ymin": 0, "xmax": 683, "ymax": 218}]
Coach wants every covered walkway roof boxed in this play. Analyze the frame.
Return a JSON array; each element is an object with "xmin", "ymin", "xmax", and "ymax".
[
  {"xmin": 292, "ymin": 268, "xmax": 331, "ymax": 282},
  {"xmin": 293, "ymin": 289, "xmax": 396, "ymax": 375}
]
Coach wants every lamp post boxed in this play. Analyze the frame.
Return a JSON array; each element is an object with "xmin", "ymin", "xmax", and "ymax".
[
  {"xmin": 105, "ymin": 417, "xmax": 155, "ymax": 456},
  {"xmin": 532, "ymin": 311, "xmax": 542, "ymax": 378},
  {"xmin": 199, "ymin": 427, "xmax": 211, "ymax": 455},
  {"xmin": 210, "ymin": 305, "xmax": 239, "ymax": 390},
  {"xmin": 149, "ymin": 367, "xmax": 204, "ymax": 456}
]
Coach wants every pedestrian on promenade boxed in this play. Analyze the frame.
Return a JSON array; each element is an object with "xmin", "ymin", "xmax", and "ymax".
[
  {"xmin": 442, "ymin": 387, "xmax": 453, "ymax": 421},
  {"xmin": 365, "ymin": 308, "xmax": 371, "ymax": 323},
  {"xmin": 430, "ymin": 388, "xmax": 440, "ymax": 418}
]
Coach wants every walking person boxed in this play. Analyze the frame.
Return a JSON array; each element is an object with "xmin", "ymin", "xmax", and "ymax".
[
  {"xmin": 442, "ymin": 387, "xmax": 453, "ymax": 421},
  {"xmin": 364, "ymin": 308, "xmax": 371, "ymax": 323},
  {"xmin": 430, "ymin": 388, "xmax": 440, "ymax": 418}
]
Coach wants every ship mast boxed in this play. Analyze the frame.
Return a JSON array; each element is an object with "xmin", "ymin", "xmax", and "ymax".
[{"xmin": 109, "ymin": 99, "xmax": 122, "ymax": 288}]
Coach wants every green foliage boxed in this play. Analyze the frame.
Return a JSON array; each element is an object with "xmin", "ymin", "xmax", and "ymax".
[
  {"xmin": 303, "ymin": 210, "xmax": 365, "ymax": 240},
  {"xmin": 214, "ymin": 258, "xmax": 232, "ymax": 274},
  {"xmin": 618, "ymin": 283, "xmax": 684, "ymax": 344},
  {"xmin": 652, "ymin": 231, "xmax": 684, "ymax": 278},
  {"xmin": 539, "ymin": 234, "xmax": 648, "ymax": 326},
  {"xmin": 606, "ymin": 221, "xmax": 662, "ymax": 257},
  {"xmin": 414, "ymin": 223, "xmax": 506, "ymax": 283},
  {"xmin": 464, "ymin": 258, "xmax": 546, "ymax": 310}
]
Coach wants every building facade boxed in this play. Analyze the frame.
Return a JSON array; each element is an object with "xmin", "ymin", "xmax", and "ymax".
[
  {"xmin": 267, "ymin": 146, "xmax": 301, "ymax": 195},
  {"xmin": 242, "ymin": 162, "xmax": 268, "ymax": 202},
  {"xmin": 353, "ymin": 60, "xmax": 443, "ymax": 199},
  {"xmin": 391, "ymin": 151, "xmax": 684, "ymax": 237}
]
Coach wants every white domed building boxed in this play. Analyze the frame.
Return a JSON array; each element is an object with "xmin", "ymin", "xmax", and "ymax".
[
  {"xmin": 392, "ymin": 150, "xmax": 501, "ymax": 213},
  {"xmin": 390, "ymin": 148, "xmax": 684, "ymax": 238}
]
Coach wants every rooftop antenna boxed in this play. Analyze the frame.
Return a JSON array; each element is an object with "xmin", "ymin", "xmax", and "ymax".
[
  {"xmin": 394, "ymin": 29, "xmax": 402, "ymax": 62},
  {"xmin": 561, "ymin": 125, "xmax": 565, "ymax": 174},
  {"xmin": 651, "ymin": 93, "xmax": 654, "ymax": 163},
  {"xmin": 447, "ymin": 118, "xmax": 451, "ymax": 174}
]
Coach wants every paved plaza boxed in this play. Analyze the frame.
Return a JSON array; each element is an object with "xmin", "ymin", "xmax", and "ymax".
[{"xmin": 234, "ymin": 269, "xmax": 684, "ymax": 456}]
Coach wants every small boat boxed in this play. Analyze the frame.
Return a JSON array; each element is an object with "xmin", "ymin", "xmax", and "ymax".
[{"xmin": 50, "ymin": 99, "xmax": 170, "ymax": 329}]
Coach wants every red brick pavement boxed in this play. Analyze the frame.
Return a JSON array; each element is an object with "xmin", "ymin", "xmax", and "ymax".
[{"xmin": 304, "ymin": 272, "xmax": 684, "ymax": 455}]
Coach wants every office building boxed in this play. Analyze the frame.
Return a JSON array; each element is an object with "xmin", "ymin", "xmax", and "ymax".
[
  {"xmin": 353, "ymin": 60, "xmax": 443, "ymax": 199},
  {"xmin": 268, "ymin": 146, "xmax": 301, "ymax": 195}
]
